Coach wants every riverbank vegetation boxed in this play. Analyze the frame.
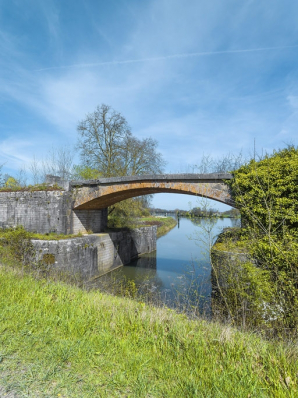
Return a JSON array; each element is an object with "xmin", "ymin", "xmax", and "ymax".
[
  {"xmin": 0, "ymin": 264, "xmax": 297, "ymax": 397},
  {"xmin": 151, "ymin": 207, "xmax": 240, "ymax": 219},
  {"xmin": 182, "ymin": 207, "xmax": 240, "ymax": 219},
  {"xmin": 211, "ymin": 146, "xmax": 298, "ymax": 336},
  {"xmin": 138, "ymin": 216, "xmax": 177, "ymax": 238}
]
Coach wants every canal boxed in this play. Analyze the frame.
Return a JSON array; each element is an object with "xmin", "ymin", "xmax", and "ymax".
[{"xmin": 87, "ymin": 217, "xmax": 240, "ymax": 315}]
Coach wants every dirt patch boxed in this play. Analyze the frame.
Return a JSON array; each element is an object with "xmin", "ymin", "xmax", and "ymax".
[{"xmin": 0, "ymin": 386, "xmax": 20, "ymax": 398}]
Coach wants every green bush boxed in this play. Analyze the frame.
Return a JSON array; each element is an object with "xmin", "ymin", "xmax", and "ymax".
[
  {"xmin": 0, "ymin": 226, "xmax": 35, "ymax": 265},
  {"xmin": 108, "ymin": 198, "xmax": 150, "ymax": 228},
  {"xmin": 227, "ymin": 146, "xmax": 298, "ymax": 236},
  {"xmin": 222, "ymin": 146, "xmax": 298, "ymax": 332}
]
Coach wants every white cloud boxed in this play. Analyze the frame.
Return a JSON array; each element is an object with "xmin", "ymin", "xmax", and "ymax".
[
  {"xmin": 0, "ymin": 138, "xmax": 34, "ymax": 168},
  {"xmin": 0, "ymin": 0, "xmax": 298, "ymax": 188}
]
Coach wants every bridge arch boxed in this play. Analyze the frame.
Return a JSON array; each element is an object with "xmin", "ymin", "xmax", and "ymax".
[
  {"xmin": 71, "ymin": 174, "xmax": 235, "ymax": 209},
  {"xmin": 70, "ymin": 174, "xmax": 235, "ymax": 233}
]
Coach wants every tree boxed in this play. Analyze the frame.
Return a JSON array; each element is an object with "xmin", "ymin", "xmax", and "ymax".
[
  {"xmin": 77, "ymin": 104, "xmax": 165, "ymax": 177},
  {"xmin": 77, "ymin": 104, "xmax": 131, "ymax": 177},
  {"xmin": 29, "ymin": 146, "xmax": 75, "ymax": 184},
  {"xmin": 223, "ymin": 146, "xmax": 298, "ymax": 331},
  {"xmin": 4, "ymin": 177, "xmax": 20, "ymax": 189},
  {"xmin": 190, "ymin": 152, "xmax": 247, "ymax": 174},
  {"xmin": 120, "ymin": 136, "xmax": 165, "ymax": 175},
  {"xmin": 72, "ymin": 165, "xmax": 101, "ymax": 180},
  {"xmin": 76, "ymin": 104, "xmax": 166, "ymax": 227}
]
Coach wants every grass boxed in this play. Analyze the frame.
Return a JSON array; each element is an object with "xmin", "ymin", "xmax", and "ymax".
[
  {"xmin": 109, "ymin": 216, "xmax": 177, "ymax": 238},
  {"xmin": 139, "ymin": 216, "xmax": 177, "ymax": 238},
  {"xmin": 0, "ymin": 228, "xmax": 84, "ymax": 241},
  {"xmin": 0, "ymin": 183, "xmax": 64, "ymax": 192},
  {"xmin": 29, "ymin": 232, "xmax": 84, "ymax": 240},
  {"xmin": 0, "ymin": 264, "xmax": 297, "ymax": 397},
  {"xmin": 212, "ymin": 240, "xmax": 249, "ymax": 253}
]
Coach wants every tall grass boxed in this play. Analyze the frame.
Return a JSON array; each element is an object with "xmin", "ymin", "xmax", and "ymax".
[{"xmin": 0, "ymin": 265, "xmax": 297, "ymax": 397}]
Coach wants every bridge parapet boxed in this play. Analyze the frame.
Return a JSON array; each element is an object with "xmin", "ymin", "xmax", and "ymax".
[
  {"xmin": 70, "ymin": 173, "xmax": 233, "ymax": 188},
  {"xmin": 71, "ymin": 173, "xmax": 234, "ymax": 211}
]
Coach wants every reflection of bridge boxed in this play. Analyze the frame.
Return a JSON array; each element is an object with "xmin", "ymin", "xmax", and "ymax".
[{"xmin": 70, "ymin": 173, "xmax": 234, "ymax": 233}]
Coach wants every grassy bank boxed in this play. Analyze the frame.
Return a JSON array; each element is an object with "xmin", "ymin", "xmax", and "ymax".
[
  {"xmin": 0, "ymin": 227, "xmax": 84, "ymax": 241},
  {"xmin": 0, "ymin": 265, "xmax": 297, "ymax": 397},
  {"xmin": 139, "ymin": 216, "xmax": 177, "ymax": 238},
  {"xmin": 0, "ymin": 216, "xmax": 176, "ymax": 242}
]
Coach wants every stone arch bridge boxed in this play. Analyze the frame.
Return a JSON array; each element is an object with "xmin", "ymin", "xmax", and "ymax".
[
  {"xmin": 0, "ymin": 173, "xmax": 234, "ymax": 235},
  {"xmin": 70, "ymin": 173, "xmax": 234, "ymax": 233}
]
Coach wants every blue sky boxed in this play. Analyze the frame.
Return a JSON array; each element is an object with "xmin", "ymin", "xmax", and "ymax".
[{"xmin": 1, "ymin": 0, "xmax": 298, "ymax": 210}]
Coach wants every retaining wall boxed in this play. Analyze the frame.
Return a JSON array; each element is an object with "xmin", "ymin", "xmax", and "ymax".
[
  {"xmin": 0, "ymin": 191, "xmax": 73, "ymax": 234},
  {"xmin": 0, "ymin": 190, "xmax": 108, "ymax": 234},
  {"xmin": 32, "ymin": 226, "xmax": 157, "ymax": 280}
]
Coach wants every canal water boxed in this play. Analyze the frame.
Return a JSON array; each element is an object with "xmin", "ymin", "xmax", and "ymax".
[{"xmin": 88, "ymin": 217, "xmax": 239, "ymax": 315}]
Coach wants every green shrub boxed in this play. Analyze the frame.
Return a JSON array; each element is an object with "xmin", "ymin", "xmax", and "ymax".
[
  {"xmin": 108, "ymin": 198, "xmax": 150, "ymax": 228},
  {"xmin": 221, "ymin": 146, "xmax": 298, "ymax": 332},
  {"xmin": 227, "ymin": 146, "xmax": 298, "ymax": 236},
  {"xmin": 0, "ymin": 226, "xmax": 35, "ymax": 265}
]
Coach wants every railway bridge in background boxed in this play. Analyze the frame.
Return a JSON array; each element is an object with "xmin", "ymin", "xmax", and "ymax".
[{"xmin": 69, "ymin": 173, "xmax": 234, "ymax": 233}]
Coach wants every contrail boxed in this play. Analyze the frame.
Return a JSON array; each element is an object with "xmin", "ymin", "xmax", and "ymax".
[{"xmin": 35, "ymin": 44, "xmax": 298, "ymax": 72}]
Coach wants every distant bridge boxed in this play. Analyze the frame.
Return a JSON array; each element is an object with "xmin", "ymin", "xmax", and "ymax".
[{"xmin": 70, "ymin": 173, "xmax": 234, "ymax": 209}]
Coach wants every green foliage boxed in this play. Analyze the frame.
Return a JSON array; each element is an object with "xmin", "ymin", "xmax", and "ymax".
[
  {"xmin": 0, "ymin": 227, "xmax": 83, "ymax": 242},
  {"xmin": 212, "ymin": 251, "xmax": 275, "ymax": 328},
  {"xmin": 0, "ymin": 183, "xmax": 63, "ymax": 192},
  {"xmin": 108, "ymin": 198, "xmax": 150, "ymax": 228},
  {"xmin": 221, "ymin": 146, "xmax": 298, "ymax": 331},
  {"xmin": 227, "ymin": 146, "xmax": 298, "ymax": 236},
  {"xmin": 72, "ymin": 165, "xmax": 101, "ymax": 180},
  {"xmin": 213, "ymin": 227, "xmax": 248, "ymax": 253},
  {"xmin": 139, "ymin": 216, "xmax": 177, "ymax": 238},
  {"xmin": 0, "ymin": 266, "xmax": 297, "ymax": 397},
  {"xmin": 4, "ymin": 177, "xmax": 20, "ymax": 189},
  {"xmin": 0, "ymin": 226, "xmax": 35, "ymax": 265}
]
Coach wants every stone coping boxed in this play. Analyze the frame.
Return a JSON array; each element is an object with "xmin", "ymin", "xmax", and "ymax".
[{"xmin": 70, "ymin": 173, "xmax": 233, "ymax": 187}]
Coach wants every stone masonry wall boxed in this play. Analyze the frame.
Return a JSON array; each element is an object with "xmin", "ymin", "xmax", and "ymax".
[
  {"xmin": 72, "ymin": 208, "xmax": 108, "ymax": 234},
  {"xmin": 0, "ymin": 191, "xmax": 108, "ymax": 234},
  {"xmin": 0, "ymin": 191, "xmax": 73, "ymax": 234},
  {"xmin": 32, "ymin": 226, "xmax": 157, "ymax": 279}
]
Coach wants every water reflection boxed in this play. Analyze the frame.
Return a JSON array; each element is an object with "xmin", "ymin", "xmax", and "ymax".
[{"xmin": 86, "ymin": 217, "xmax": 237, "ymax": 316}]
